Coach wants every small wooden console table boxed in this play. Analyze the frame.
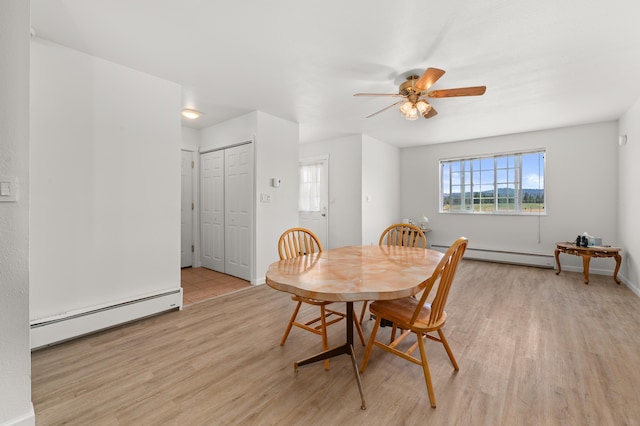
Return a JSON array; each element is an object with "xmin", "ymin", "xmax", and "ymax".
[{"xmin": 554, "ymin": 242, "xmax": 622, "ymax": 285}]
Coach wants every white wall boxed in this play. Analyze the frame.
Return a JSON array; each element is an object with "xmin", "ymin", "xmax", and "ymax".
[
  {"xmin": 181, "ymin": 126, "xmax": 201, "ymax": 151},
  {"xmin": 199, "ymin": 111, "xmax": 299, "ymax": 284},
  {"xmin": 618, "ymin": 99, "xmax": 640, "ymax": 295},
  {"xmin": 300, "ymin": 135, "xmax": 363, "ymax": 249},
  {"xmin": 362, "ymin": 134, "xmax": 400, "ymax": 245},
  {"xmin": 30, "ymin": 39, "xmax": 182, "ymax": 320},
  {"xmin": 255, "ymin": 111, "xmax": 299, "ymax": 277},
  {"xmin": 200, "ymin": 112, "xmax": 257, "ymax": 151},
  {"xmin": 0, "ymin": 1, "xmax": 34, "ymax": 424},
  {"xmin": 401, "ymin": 121, "xmax": 619, "ymax": 273}
]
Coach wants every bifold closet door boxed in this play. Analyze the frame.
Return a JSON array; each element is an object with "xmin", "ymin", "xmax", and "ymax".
[
  {"xmin": 224, "ymin": 144, "xmax": 252, "ymax": 280},
  {"xmin": 200, "ymin": 150, "xmax": 225, "ymax": 272}
]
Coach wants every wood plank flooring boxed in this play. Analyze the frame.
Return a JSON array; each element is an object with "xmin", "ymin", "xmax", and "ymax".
[{"xmin": 31, "ymin": 261, "xmax": 640, "ymax": 425}]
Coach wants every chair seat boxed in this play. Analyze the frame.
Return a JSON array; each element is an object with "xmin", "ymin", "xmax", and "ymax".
[{"xmin": 370, "ymin": 297, "xmax": 447, "ymax": 332}]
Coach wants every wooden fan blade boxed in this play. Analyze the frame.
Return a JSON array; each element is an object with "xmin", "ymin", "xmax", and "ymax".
[
  {"xmin": 427, "ymin": 86, "xmax": 486, "ymax": 98},
  {"xmin": 415, "ymin": 68, "xmax": 446, "ymax": 92},
  {"xmin": 423, "ymin": 107, "xmax": 438, "ymax": 119},
  {"xmin": 366, "ymin": 100, "xmax": 405, "ymax": 118},
  {"xmin": 354, "ymin": 93, "xmax": 404, "ymax": 97}
]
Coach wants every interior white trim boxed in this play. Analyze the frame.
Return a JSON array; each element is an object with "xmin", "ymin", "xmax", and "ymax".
[
  {"xmin": 431, "ymin": 244, "xmax": 555, "ymax": 268},
  {"xmin": 30, "ymin": 289, "xmax": 182, "ymax": 349},
  {"xmin": 2, "ymin": 404, "xmax": 35, "ymax": 426}
]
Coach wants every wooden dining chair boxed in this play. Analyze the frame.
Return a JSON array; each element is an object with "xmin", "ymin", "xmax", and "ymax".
[
  {"xmin": 360, "ymin": 237, "xmax": 468, "ymax": 408},
  {"xmin": 359, "ymin": 223, "xmax": 427, "ymax": 324},
  {"xmin": 278, "ymin": 227, "xmax": 365, "ymax": 370}
]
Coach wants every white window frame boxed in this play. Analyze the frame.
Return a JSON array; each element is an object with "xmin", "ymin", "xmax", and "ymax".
[{"xmin": 439, "ymin": 149, "xmax": 546, "ymax": 215}]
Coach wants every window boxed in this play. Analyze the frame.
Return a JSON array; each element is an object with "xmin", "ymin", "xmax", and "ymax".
[
  {"xmin": 440, "ymin": 150, "xmax": 545, "ymax": 214},
  {"xmin": 299, "ymin": 162, "xmax": 322, "ymax": 212}
]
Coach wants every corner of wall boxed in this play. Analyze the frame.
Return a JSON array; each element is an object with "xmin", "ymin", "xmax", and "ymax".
[
  {"xmin": 0, "ymin": 1, "xmax": 33, "ymax": 424},
  {"xmin": 618, "ymin": 97, "xmax": 640, "ymax": 294}
]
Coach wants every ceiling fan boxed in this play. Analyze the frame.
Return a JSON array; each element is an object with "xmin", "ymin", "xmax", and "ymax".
[{"xmin": 354, "ymin": 67, "xmax": 486, "ymax": 120}]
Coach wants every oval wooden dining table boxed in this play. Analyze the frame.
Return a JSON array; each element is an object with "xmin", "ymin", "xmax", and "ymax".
[{"xmin": 265, "ymin": 244, "xmax": 445, "ymax": 410}]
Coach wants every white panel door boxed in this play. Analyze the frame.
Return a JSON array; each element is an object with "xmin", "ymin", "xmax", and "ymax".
[
  {"xmin": 200, "ymin": 150, "xmax": 225, "ymax": 272},
  {"xmin": 299, "ymin": 156, "xmax": 329, "ymax": 248},
  {"xmin": 180, "ymin": 150, "xmax": 193, "ymax": 268},
  {"xmin": 224, "ymin": 143, "xmax": 252, "ymax": 280}
]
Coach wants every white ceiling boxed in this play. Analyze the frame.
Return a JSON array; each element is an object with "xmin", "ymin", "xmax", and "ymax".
[{"xmin": 30, "ymin": 0, "xmax": 640, "ymax": 147}]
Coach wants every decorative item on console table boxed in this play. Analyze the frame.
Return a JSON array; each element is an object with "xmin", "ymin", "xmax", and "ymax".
[
  {"xmin": 418, "ymin": 216, "xmax": 431, "ymax": 247},
  {"xmin": 418, "ymin": 215, "xmax": 429, "ymax": 230}
]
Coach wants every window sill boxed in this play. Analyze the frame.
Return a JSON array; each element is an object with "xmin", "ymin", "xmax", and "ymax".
[{"xmin": 439, "ymin": 211, "xmax": 548, "ymax": 217}]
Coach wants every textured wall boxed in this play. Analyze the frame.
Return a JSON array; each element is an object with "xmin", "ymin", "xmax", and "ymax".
[{"xmin": 0, "ymin": 1, "xmax": 34, "ymax": 424}]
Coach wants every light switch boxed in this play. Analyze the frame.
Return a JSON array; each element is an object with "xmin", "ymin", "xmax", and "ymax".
[
  {"xmin": 0, "ymin": 177, "xmax": 17, "ymax": 202},
  {"xmin": 0, "ymin": 182, "xmax": 10, "ymax": 196}
]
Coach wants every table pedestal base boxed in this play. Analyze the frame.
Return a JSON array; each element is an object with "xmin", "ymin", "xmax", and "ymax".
[{"xmin": 293, "ymin": 302, "xmax": 366, "ymax": 410}]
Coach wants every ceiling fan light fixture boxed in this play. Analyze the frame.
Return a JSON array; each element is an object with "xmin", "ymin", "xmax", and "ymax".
[
  {"xmin": 181, "ymin": 108, "xmax": 203, "ymax": 120},
  {"xmin": 416, "ymin": 100, "xmax": 431, "ymax": 114},
  {"xmin": 399, "ymin": 101, "xmax": 413, "ymax": 115},
  {"xmin": 406, "ymin": 107, "xmax": 419, "ymax": 120},
  {"xmin": 354, "ymin": 67, "xmax": 485, "ymax": 120}
]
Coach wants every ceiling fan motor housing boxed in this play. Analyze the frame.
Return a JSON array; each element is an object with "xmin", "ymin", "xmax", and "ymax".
[{"xmin": 399, "ymin": 75, "xmax": 421, "ymax": 95}]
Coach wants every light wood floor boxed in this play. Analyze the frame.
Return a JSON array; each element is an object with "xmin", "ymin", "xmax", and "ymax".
[{"xmin": 32, "ymin": 261, "xmax": 640, "ymax": 425}]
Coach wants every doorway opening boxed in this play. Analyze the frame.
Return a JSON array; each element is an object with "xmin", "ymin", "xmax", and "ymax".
[
  {"xmin": 180, "ymin": 267, "xmax": 250, "ymax": 305},
  {"xmin": 181, "ymin": 143, "xmax": 254, "ymax": 306}
]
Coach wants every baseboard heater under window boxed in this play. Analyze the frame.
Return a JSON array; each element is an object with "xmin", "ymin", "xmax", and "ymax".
[
  {"xmin": 431, "ymin": 244, "xmax": 555, "ymax": 269},
  {"xmin": 30, "ymin": 289, "xmax": 183, "ymax": 350}
]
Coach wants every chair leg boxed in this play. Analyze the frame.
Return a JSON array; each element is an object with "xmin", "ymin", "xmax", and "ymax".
[
  {"xmin": 390, "ymin": 323, "xmax": 397, "ymax": 343},
  {"xmin": 353, "ymin": 308, "xmax": 366, "ymax": 346},
  {"xmin": 280, "ymin": 301, "xmax": 302, "ymax": 346},
  {"xmin": 437, "ymin": 328, "xmax": 459, "ymax": 371},
  {"xmin": 359, "ymin": 301, "xmax": 369, "ymax": 325},
  {"xmin": 417, "ymin": 333, "xmax": 436, "ymax": 408},
  {"xmin": 320, "ymin": 305, "xmax": 330, "ymax": 370},
  {"xmin": 360, "ymin": 316, "xmax": 381, "ymax": 373}
]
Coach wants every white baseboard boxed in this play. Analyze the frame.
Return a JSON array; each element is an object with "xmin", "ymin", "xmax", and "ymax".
[
  {"xmin": 30, "ymin": 289, "xmax": 182, "ymax": 350},
  {"xmin": 431, "ymin": 244, "xmax": 555, "ymax": 268},
  {"xmin": 620, "ymin": 273, "xmax": 640, "ymax": 298},
  {"xmin": 0, "ymin": 403, "xmax": 35, "ymax": 426}
]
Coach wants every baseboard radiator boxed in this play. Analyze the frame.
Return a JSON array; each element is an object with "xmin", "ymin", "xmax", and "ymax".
[
  {"xmin": 431, "ymin": 244, "xmax": 555, "ymax": 269},
  {"xmin": 30, "ymin": 289, "xmax": 183, "ymax": 350}
]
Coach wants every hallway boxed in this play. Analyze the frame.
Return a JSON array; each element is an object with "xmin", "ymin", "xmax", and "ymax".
[{"xmin": 181, "ymin": 267, "xmax": 251, "ymax": 305}]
